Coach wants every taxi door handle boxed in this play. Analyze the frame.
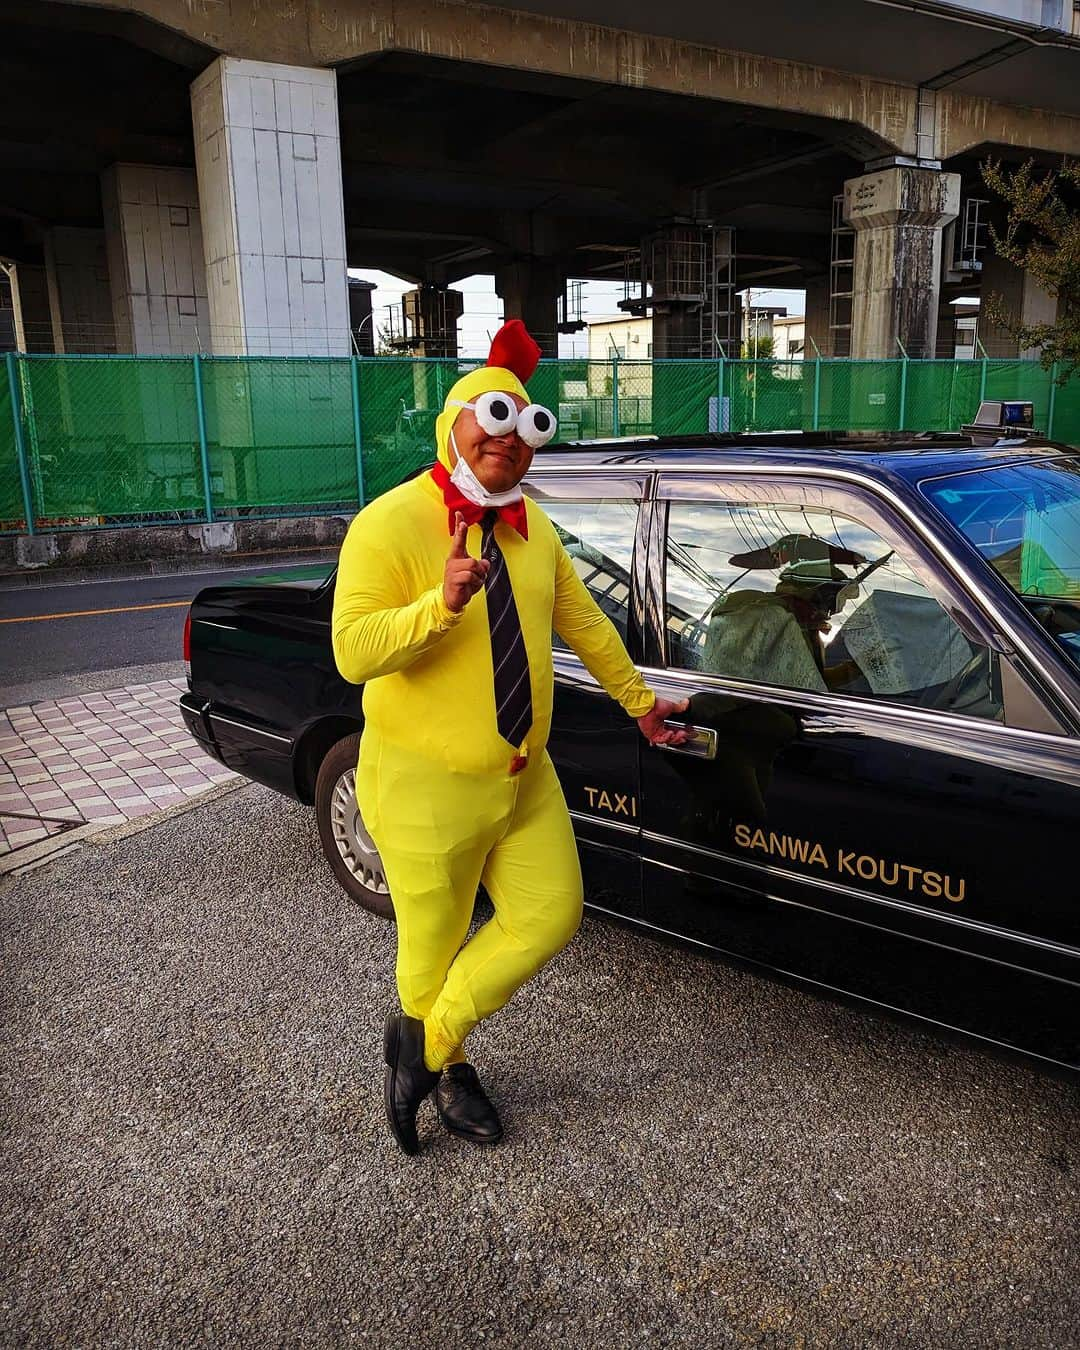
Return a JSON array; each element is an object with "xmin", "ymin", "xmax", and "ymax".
[{"xmin": 655, "ymin": 723, "xmax": 718, "ymax": 760}]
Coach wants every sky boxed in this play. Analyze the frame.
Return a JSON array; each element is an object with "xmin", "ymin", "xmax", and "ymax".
[{"xmin": 349, "ymin": 269, "xmax": 805, "ymax": 358}]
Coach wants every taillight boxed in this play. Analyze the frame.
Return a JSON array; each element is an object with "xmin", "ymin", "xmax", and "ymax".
[{"xmin": 183, "ymin": 610, "xmax": 191, "ymax": 677}]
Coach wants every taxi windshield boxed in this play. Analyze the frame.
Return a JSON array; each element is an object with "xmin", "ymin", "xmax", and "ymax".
[{"xmin": 921, "ymin": 456, "xmax": 1080, "ymax": 670}]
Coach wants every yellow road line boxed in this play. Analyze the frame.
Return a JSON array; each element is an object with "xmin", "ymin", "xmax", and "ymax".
[{"xmin": 0, "ymin": 600, "xmax": 190, "ymax": 624}]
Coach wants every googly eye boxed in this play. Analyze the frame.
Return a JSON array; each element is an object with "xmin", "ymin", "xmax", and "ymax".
[
  {"xmin": 516, "ymin": 403, "xmax": 557, "ymax": 449},
  {"xmin": 473, "ymin": 390, "xmax": 518, "ymax": 437}
]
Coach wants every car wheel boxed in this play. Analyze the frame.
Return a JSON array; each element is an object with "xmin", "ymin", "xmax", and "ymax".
[{"xmin": 314, "ymin": 733, "xmax": 394, "ymax": 920}]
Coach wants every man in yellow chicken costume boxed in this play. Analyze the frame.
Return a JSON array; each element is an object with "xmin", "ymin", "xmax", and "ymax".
[{"xmin": 331, "ymin": 319, "xmax": 686, "ymax": 1155}]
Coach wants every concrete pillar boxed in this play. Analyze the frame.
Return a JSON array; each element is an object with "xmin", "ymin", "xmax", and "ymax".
[
  {"xmin": 190, "ymin": 57, "xmax": 349, "ymax": 356},
  {"xmin": 495, "ymin": 260, "xmax": 561, "ymax": 357},
  {"xmin": 803, "ymin": 275, "xmax": 830, "ymax": 358},
  {"xmin": 843, "ymin": 167, "xmax": 960, "ymax": 360},
  {"xmin": 101, "ymin": 165, "xmax": 210, "ymax": 355},
  {"xmin": 15, "ymin": 265, "xmax": 52, "ymax": 353},
  {"xmin": 978, "ymin": 250, "xmax": 1058, "ymax": 359},
  {"xmin": 43, "ymin": 228, "xmax": 116, "ymax": 353},
  {"xmin": 651, "ymin": 306, "xmax": 701, "ymax": 360}
]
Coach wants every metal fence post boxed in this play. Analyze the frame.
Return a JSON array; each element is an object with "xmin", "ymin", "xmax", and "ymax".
[
  {"xmin": 898, "ymin": 352, "xmax": 909, "ymax": 430},
  {"xmin": 1047, "ymin": 362, "xmax": 1059, "ymax": 440},
  {"xmin": 813, "ymin": 355, "xmax": 822, "ymax": 431},
  {"xmin": 611, "ymin": 353, "xmax": 620, "ymax": 437},
  {"xmin": 6, "ymin": 352, "xmax": 34, "ymax": 535},
  {"xmin": 718, "ymin": 356, "xmax": 726, "ymax": 432},
  {"xmin": 192, "ymin": 353, "xmax": 214, "ymax": 524},
  {"xmin": 351, "ymin": 355, "xmax": 366, "ymax": 508}
]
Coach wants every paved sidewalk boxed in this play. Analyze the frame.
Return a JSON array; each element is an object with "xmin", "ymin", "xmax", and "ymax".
[{"xmin": 0, "ymin": 677, "xmax": 236, "ymax": 855}]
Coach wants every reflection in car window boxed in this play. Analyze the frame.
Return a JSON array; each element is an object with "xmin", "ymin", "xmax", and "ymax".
[
  {"xmin": 530, "ymin": 498, "xmax": 638, "ymax": 645},
  {"xmin": 665, "ymin": 501, "xmax": 1004, "ymax": 720},
  {"xmin": 922, "ymin": 456, "xmax": 1080, "ymax": 674}
]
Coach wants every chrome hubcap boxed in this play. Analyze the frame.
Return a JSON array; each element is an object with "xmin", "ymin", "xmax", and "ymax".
[{"xmin": 330, "ymin": 767, "xmax": 389, "ymax": 894}]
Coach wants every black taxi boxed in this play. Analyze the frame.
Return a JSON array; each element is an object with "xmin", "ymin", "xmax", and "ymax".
[{"xmin": 180, "ymin": 431, "xmax": 1080, "ymax": 1072}]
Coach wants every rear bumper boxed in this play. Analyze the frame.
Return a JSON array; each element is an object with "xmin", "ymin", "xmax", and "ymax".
[
  {"xmin": 179, "ymin": 690, "xmax": 299, "ymax": 799},
  {"xmin": 179, "ymin": 692, "xmax": 221, "ymax": 762}
]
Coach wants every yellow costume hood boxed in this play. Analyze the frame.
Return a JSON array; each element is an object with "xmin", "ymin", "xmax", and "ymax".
[{"xmin": 434, "ymin": 319, "xmax": 541, "ymax": 469}]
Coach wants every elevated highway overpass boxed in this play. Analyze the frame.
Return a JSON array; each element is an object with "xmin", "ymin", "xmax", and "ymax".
[{"xmin": 1, "ymin": 0, "xmax": 1077, "ymax": 359}]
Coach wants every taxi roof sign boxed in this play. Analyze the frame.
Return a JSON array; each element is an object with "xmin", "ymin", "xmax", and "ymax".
[{"xmin": 962, "ymin": 399, "xmax": 1038, "ymax": 438}]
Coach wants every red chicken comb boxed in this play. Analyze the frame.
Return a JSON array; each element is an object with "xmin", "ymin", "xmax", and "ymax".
[{"xmin": 486, "ymin": 319, "xmax": 541, "ymax": 384}]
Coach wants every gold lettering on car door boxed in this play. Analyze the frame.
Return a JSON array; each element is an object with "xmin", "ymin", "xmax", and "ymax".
[
  {"xmin": 583, "ymin": 786, "xmax": 638, "ymax": 818},
  {"xmin": 733, "ymin": 823, "xmax": 967, "ymax": 902}
]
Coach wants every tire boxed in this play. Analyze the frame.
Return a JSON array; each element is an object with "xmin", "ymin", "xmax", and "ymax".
[{"xmin": 314, "ymin": 732, "xmax": 394, "ymax": 920}]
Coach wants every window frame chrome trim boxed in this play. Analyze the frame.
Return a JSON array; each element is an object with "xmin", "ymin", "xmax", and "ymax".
[
  {"xmin": 568, "ymin": 808, "xmax": 639, "ymax": 837},
  {"xmin": 633, "ymin": 660, "xmax": 1080, "ymax": 756},
  {"xmin": 553, "ymin": 641, "xmax": 1077, "ymax": 758}
]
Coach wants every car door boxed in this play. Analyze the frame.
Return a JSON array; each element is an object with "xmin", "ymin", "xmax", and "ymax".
[
  {"xmin": 637, "ymin": 471, "xmax": 1080, "ymax": 1069},
  {"xmin": 522, "ymin": 471, "xmax": 648, "ymax": 920}
]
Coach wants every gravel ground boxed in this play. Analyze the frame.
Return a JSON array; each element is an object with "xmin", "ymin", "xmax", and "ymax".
[{"xmin": 1, "ymin": 783, "xmax": 1077, "ymax": 1349}]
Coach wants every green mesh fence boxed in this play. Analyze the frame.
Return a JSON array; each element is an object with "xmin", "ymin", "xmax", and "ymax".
[
  {"xmin": 18, "ymin": 356, "xmax": 201, "ymax": 526},
  {"xmin": 651, "ymin": 362, "xmax": 720, "ymax": 435},
  {"xmin": 201, "ymin": 357, "xmax": 357, "ymax": 513},
  {"xmin": 2, "ymin": 353, "xmax": 1079, "ymax": 535},
  {"xmin": 727, "ymin": 360, "xmax": 810, "ymax": 432},
  {"xmin": 904, "ymin": 361, "xmax": 981, "ymax": 432},
  {"xmin": 1053, "ymin": 373, "xmax": 1080, "ymax": 447},
  {"xmin": 0, "ymin": 362, "xmax": 25, "ymax": 532},
  {"xmin": 355, "ymin": 357, "xmax": 459, "ymax": 501}
]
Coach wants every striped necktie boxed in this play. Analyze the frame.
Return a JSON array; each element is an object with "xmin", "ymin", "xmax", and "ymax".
[{"xmin": 480, "ymin": 509, "xmax": 532, "ymax": 749}]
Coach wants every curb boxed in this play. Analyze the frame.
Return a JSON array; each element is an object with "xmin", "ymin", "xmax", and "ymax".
[
  {"xmin": 0, "ymin": 547, "xmax": 339, "ymax": 590},
  {"xmin": 0, "ymin": 778, "xmax": 250, "ymax": 879}
]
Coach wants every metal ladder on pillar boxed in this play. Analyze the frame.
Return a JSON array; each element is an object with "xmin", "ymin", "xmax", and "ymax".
[
  {"xmin": 620, "ymin": 223, "xmax": 737, "ymax": 358},
  {"xmin": 829, "ymin": 195, "xmax": 854, "ymax": 358},
  {"xmin": 702, "ymin": 225, "xmax": 738, "ymax": 358}
]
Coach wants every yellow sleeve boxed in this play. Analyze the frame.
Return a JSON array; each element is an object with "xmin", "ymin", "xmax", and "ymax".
[
  {"xmin": 331, "ymin": 509, "xmax": 461, "ymax": 685},
  {"xmin": 552, "ymin": 539, "xmax": 656, "ymax": 719}
]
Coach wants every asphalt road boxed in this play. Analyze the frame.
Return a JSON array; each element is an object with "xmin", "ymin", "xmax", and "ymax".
[
  {"xmin": 0, "ymin": 559, "xmax": 335, "ymax": 700},
  {"xmin": 2, "ymin": 782, "xmax": 1077, "ymax": 1348}
]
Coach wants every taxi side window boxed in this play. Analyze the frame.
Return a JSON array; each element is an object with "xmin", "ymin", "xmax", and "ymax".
[
  {"xmin": 533, "ymin": 498, "xmax": 638, "ymax": 645},
  {"xmin": 664, "ymin": 500, "xmax": 1005, "ymax": 721}
]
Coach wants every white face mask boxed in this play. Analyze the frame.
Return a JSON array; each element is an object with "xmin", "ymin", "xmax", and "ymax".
[{"xmin": 448, "ymin": 428, "xmax": 524, "ymax": 508}]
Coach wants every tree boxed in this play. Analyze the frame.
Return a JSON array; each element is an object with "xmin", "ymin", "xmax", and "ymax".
[
  {"xmin": 981, "ymin": 157, "xmax": 1080, "ymax": 380},
  {"xmin": 740, "ymin": 334, "xmax": 775, "ymax": 360}
]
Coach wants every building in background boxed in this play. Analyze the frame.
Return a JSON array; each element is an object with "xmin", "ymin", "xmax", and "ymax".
[
  {"xmin": 347, "ymin": 276, "xmax": 376, "ymax": 356},
  {"xmin": 773, "ymin": 315, "xmax": 806, "ymax": 360},
  {"xmin": 586, "ymin": 315, "xmax": 653, "ymax": 361}
]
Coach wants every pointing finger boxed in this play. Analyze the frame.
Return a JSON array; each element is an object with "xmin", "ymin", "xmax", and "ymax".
[{"xmin": 449, "ymin": 512, "xmax": 469, "ymax": 559}]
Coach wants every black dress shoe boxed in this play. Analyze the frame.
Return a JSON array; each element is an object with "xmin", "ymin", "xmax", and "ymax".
[
  {"xmin": 436, "ymin": 1063, "xmax": 504, "ymax": 1143},
  {"xmin": 383, "ymin": 1012, "xmax": 440, "ymax": 1155}
]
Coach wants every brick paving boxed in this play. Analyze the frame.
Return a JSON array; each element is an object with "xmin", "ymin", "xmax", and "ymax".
[{"xmin": 0, "ymin": 678, "xmax": 238, "ymax": 856}]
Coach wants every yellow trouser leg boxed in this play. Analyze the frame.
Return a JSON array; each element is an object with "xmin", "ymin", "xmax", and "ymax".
[
  {"xmin": 422, "ymin": 757, "xmax": 584, "ymax": 1061},
  {"xmin": 380, "ymin": 841, "xmax": 486, "ymax": 1070},
  {"xmin": 357, "ymin": 728, "xmax": 499, "ymax": 1071}
]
